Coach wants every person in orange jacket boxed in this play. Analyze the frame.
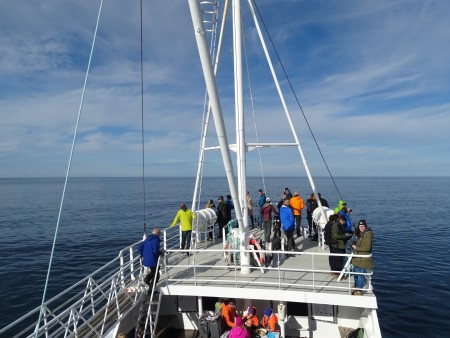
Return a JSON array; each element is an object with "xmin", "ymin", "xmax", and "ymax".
[
  {"xmin": 242, "ymin": 306, "xmax": 258, "ymax": 331},
  {"xmin": 261, "ymin": 307, "xmax": 278, "ymax": 332},
  {"xmin": 222, "ymin": 298, "xmax": 237, "ymax": 329},
  {"xmin": 290, "ymin": 192, "xmax": 305, "ymax": 237}
]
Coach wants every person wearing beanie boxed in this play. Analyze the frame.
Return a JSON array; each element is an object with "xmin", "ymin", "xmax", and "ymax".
[
  {"xmin": 228, "ymin": 316, "xmax": 250, "ymax": 338},
  {"xmin": 261, "ymin": 307, "xmax": 278, "ymax": 332},
  {"xmin": 351, "ymin": 219, "xmax": 374, "ymax": 296},
  {"xmin": 242, "ymin": 306, "xmax": 259, "ymax": 331}
]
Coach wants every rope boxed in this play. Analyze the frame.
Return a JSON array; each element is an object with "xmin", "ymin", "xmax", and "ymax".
[
  {"xmin": 250, "ymin": 0, "xmax": 344, "ymax": 200},
  {"xmin": 34, "ymin": 1, "xmax": 105, "ymax": 336},
  {"xmin": 241, "ymin": 15, "xmax": 266, "ymax": 193},
  {"xmin": 139, "ymin": 0, "xmax": 148, "ymax": 235}
]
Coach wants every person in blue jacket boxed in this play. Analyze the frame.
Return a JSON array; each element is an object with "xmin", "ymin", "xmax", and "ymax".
[
  {"xmin": 138, "ymin": 228, "xmax": 162, "ymax": 294},
  {"xmin": 334, "ymin": 199, "xmax": 352, "ymax": 232},
  {"xmin": 257, "ymin": 189, "xmax": 266, "ymax": 228},
  {"xmin": 280, "ymin": 198, "xmax": 297, "ymax": 256}
]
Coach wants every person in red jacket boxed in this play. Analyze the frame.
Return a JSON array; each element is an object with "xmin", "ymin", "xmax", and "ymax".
[{"xmin": 261, "ymin": 198, "xmax": 279, "ymax": 242}]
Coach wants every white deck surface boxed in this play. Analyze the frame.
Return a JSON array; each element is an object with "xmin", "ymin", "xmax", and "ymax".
[{"xmin": 159, "ymin": 228, "xmax": 377, "ymax": 310}]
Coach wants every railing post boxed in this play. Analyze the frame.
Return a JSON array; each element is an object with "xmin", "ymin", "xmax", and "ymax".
[
  {"xmin": 129, "ymin": 246, "xmax": 135, "ymax": 281},
  {"xmin": 119, "ymin": 249, "xmax": 125, "ymax": 287}
]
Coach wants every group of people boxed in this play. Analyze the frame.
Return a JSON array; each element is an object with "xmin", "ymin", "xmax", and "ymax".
[
  {"xmin": 326, "ymin": 204, "xmax": 373, "ymax": 295},
  {"xmin": 205, "ymin": 195, "xmax": 235, "ymax": 238},
  {"xmin": 221, "ymin": 299, "xmax": 278, "ymax": 337},
  {"xmin": 257, "ymin": 188, "xmax": 330, "ymax": 257},
  {"xmin": 139, "ymin": 191, "xmax": 373, "ymax": 297}
]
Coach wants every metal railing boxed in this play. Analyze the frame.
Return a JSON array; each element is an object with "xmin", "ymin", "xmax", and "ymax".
[
  {"xmin": 1, "ymin": 228, "xmax": 373, "ymax": 337},
  {"xmin": 161, "ymin": 245, "xmax": 373, "ymax": 296},
  {"xmin": 0, "ymin": 241, "xmax": 143, "ymax": 338}
]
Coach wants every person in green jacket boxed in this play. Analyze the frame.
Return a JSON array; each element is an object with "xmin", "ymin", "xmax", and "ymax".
[
  {"xmin": 329, "ymin": 214, "xmax": 352, "ymax": 276},
  {"xmin": 351, "ymin": 219, "xmax": 374, "ymax": 295},
  {"xmin": 170, "ymin": 202, "xmax": 196, "ymax": 257}
]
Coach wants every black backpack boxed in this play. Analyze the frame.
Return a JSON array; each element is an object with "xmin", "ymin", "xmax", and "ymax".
[
  {"xmin": 324, "ymin": 221, "xmax": 334, "ymax": 246},
  {"xmin": 271, "ymin": 236, "xmax": 282, "ymax": 251}
]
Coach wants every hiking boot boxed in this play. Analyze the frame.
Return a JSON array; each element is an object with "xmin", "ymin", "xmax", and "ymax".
[{"xmin": 352, "ymin": 290, "xmax": 363, "ymax": 296}]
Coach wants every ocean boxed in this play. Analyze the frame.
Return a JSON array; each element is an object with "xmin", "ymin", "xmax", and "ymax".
[{"xmin": 0, "ymin": 177, "xmax": 449, "ymax": 337}]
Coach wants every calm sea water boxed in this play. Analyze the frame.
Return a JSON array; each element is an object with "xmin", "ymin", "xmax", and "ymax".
[{"xmin": 0, "ymin": 177, "xmax": 449, "ymax": 337}]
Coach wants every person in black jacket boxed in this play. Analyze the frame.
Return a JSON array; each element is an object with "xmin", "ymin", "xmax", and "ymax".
[{"xmin": 217, "ymin": 196, "xmax": 229, "ymax": 238}]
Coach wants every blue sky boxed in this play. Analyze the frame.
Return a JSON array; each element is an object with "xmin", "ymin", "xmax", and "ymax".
[{"xmin": 1, "ymin": 0, "xmax": 449, "ymax": 178}]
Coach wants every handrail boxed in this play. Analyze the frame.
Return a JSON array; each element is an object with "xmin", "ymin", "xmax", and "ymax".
[
  {"xmin": 0, "ymin": 241, "xmax": 144, "ymax": 338},
  {"xmin": 162, "ymin": 247, "xmax": 373, "ymax": 295}
]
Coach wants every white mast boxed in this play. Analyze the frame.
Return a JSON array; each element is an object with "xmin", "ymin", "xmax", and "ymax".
[
  {"xmin": 189, "ymin": 0, "xmax": 250, "ymax": 273},
  {"xmin": 233, "ymin": 0, "xmax": 251, "ymax": 272}
]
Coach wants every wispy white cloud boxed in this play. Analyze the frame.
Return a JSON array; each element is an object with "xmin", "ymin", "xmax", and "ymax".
[{"xmin": 0, "ymin": 0, "xmax": 449, "ymax": 178}]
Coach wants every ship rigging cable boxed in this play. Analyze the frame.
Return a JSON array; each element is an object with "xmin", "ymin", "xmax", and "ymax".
[{"xmin": 34, "ymin": 1, "xmax": 105, "ymax": 337}]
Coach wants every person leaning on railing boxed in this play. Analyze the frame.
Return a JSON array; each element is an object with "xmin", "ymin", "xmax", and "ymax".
[
  {"xmin": 351, "ymin": 219, "xmax": 374, "ymax": 296},
  {"xmin": 170, "ymin": 202, "xmax": 196, "ymax": 256}
]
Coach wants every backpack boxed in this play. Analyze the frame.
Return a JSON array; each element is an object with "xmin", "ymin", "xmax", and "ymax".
[
  {"xmin": 324, "ymin": 221, "xmax": 334, "ymax": 246},
  {"xmin": 271, "ymin": 236, "xmax": 282, "ymax": 251}
]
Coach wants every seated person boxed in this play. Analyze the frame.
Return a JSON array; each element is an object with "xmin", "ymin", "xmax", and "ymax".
[
  {"xmin": 222, "ymin": 298, "xmax": 237, "ymax": 330},
  {"xmin": 261, "ymin": 307, "xmax": 278, "ymax": 332},
  {"xmin": 242, "ymin": 306, "xmax": 258, "ymax": 331},
  {"xmin": 229, "ymin": 317, "xmax": 251, "ymax": 338}
]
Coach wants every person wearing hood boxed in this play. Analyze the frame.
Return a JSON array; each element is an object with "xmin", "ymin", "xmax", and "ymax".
[
  {"xmin": 261, "ymin": 198, "xmax": 278, "ymax": 242},
  {"xmin": 351, "ymin": 219, "xmax": 374, "ymax": 295},
  {"xmin": 228, "ymin": 317, "xmax": 250, "ymax": 338},
  {"xmin": 261, "ymin": 307, "xmax": 278, "ymax": 332},
  {"xmin": 170, "ymin": 202, "xmax": 196, "ymax": 256},
  {"xmin": 242, "ymin": 306, "xmax": 259, "ymax": 331},
  {"xmin": 334, "ymin": 199, "xmax": 352, "ymax": 232}
]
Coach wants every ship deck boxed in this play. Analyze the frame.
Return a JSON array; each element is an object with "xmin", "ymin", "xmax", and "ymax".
[{"xmin": 159, "ymin": 228, "xmax": 377, "ymax": 310}]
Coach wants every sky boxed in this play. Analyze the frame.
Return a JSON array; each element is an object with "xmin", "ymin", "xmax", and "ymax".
[{"xmin": 1, "ymin": 0, "xmax": 449, "ymax": 178}]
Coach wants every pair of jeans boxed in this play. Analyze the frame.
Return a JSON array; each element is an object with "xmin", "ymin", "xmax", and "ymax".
[
  {"xmin": 329, "ymin": 246, "xmax": 345, "ymax": 272},
  {"xmin": 307, "ymin": 214, "xmax": 313, "ymax": 235},
  {"xmin": 181, "ymin": 230, "xmax": 192, "ymax": 250},
  {"xmin": 353, "ymin": 265, "xmax": 367, "ymax": 290},
  {"xmin": 283, "ymin": 229, "xmax": 296, "ymax": 252},
  {"xmin": 258, "ymin": 208, "xmax": 263, "ymax": 228},
  {"xmin": 143, "ymin": 265, "xmax": 160, "ymax": 289},
  {"xmin": 263, "ymin": 219, "xmax": 272, "ymax": 242},
  {"xmin": 294, "ymin": 215, "xmax": 302, "ymax": 237}
]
